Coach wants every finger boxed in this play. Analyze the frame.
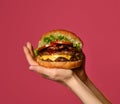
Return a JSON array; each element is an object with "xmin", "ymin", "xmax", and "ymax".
[
  {"xmin": 26, "ymin": 42, "xmax": 34, "ymax": 57},
  {"xmin": 29, "ymin": 65, "xmax": 56, "ymax": 78},
  {"xmin": 23, "ymin": 46, "xmax": 38, "ymax": 65}
]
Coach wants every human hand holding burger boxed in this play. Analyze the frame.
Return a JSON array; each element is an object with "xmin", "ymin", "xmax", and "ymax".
[
  {"xmin": 23, "ymin": 29, "xmax": 87, "ymax": 82},
  {"xmin": 23, "ymin": 30, "xmax": 111, "ymax": 104}
]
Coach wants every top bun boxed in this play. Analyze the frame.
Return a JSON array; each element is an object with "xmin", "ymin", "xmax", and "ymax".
[{"xmin": 37, "ymin": 29, "xmax": 83, "ymax": 50}]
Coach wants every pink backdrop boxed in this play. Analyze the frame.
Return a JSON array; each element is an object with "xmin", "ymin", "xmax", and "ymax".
[{"xmin": 1, "ymin": 0, "xmax": 120, "ymax": 104}]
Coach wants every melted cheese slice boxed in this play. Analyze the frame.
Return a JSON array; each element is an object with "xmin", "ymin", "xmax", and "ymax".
[{"xmin": 39, "ymin": 55, "xmax": 71, "ymax": 61}]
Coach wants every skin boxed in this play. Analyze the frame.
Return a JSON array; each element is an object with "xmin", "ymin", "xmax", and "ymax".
[{"xmin": 23, "ymin": 42, "xmax": 111, "ymax": 104}]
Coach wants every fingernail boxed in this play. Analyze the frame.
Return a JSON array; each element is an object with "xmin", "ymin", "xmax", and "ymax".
[
  {"xmin": 27, "ymin": 41, "xmax": 31, "ymax": 45},
  {"xmin": 29, "ymin": 66, "xmax": 34, "ymax": 70}
]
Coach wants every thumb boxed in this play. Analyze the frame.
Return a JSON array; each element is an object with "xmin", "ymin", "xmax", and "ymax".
[
  {"xmin": 29, "ymin": 65, "xmax": 44, "ymax": 73},
  {"xmin": 29, "ymin": 65, "xmax": 56, "ymax": 78}
]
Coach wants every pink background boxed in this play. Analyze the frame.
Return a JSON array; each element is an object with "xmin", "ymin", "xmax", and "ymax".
[{"xmin": 1, "ymin": 0, "xmax": 120, "ymax": 104}]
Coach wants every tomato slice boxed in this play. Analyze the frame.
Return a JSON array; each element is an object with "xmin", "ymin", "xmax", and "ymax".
[
  {"xmin": 38, "ymin": 41, "xmax": 72, "ymax": 51},
  {"xmin": 38, "ymin": 45, "xmax": 50, "ymax": 51}
]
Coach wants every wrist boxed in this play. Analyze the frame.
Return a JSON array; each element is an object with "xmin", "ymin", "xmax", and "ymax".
[
  {"xmin": 63, "ymin": 73, "xmax": 82, "ymax": 87},
  {"xmin": 73, "ymin": 68, "xmax": 88, "ymax": 84},
  {"xmin": 84, "ymin": 77, "xmax": 89, "ymax": 85}
]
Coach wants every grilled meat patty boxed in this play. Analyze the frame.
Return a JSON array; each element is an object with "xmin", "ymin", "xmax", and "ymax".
[{"xmin": 38, "ymin": 43, "xmax": 82, "ymax": 62}]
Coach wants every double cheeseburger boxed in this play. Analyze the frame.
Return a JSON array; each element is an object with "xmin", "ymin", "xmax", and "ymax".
[{"xmin": 34, "ymin": 29, "xmax": 83, "ymax": 69}]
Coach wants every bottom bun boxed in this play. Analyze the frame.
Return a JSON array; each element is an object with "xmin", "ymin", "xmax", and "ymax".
[{"xmin": 36, "ymin": 57, "xmax": 82, "ymax": 69}]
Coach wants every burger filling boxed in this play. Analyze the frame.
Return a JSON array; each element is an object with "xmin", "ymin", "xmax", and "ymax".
[{"xmin": 35, "ymin": 42, "xmax": 83, "ymax": 62}]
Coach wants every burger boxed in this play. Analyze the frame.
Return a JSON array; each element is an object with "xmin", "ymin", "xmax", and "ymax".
[{"xmin": 34, "ymin": 29, "xmax": 83, "ymax": 69}]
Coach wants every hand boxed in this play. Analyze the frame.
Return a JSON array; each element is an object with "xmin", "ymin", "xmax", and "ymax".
[
  {"xmin": 73, "ymin": 52, "xmax": 88, "ymax": 83},
  {"xmin": 23, "ymin": 42, "xmax": 111, "ymax": 104},
  {"xmin": 23, "ymin": 42, "xmax": 88, "ymax": 83},
  {"xmin": 23, "ymin": 42, "xmax": 73, "ymax": 82}
]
